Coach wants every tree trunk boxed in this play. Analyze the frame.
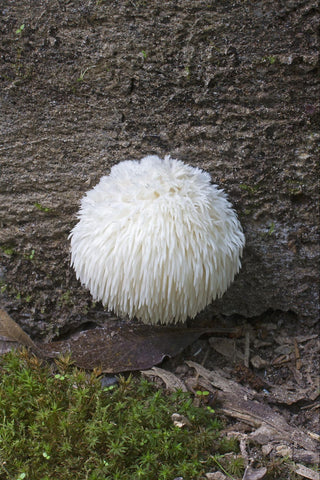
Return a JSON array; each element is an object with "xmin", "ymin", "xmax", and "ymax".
[{"xmin": 0, "ymin": 0, "xmax": 318, "ymax": 337}]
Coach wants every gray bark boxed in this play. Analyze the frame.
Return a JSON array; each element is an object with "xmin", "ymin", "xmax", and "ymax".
[{"xmin": 0, "ymin": 0, "xmax": 319, "ymax": 336}]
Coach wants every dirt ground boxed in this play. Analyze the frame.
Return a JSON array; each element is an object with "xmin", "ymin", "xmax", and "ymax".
[{"xmin": 0, "ymin": 1, "xmax": 319, "ymax": 477}]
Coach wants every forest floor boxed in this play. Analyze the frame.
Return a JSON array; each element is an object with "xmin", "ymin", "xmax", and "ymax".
[{"xmin": 0, "ymin": 1, "xmax": 319, "ymax": 479}]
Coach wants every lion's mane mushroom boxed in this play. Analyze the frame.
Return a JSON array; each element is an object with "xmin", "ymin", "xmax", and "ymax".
[{"xmin": 70, "ymin": 155, "xmax": 245, "ymax": 324}]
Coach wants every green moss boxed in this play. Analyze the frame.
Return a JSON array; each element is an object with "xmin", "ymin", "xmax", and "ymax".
[
  {"xmin": 0, "ymin": 246, "xmax": 15, "ymax": 256},
  {"xmin": 212, "ymin": 454, "xmax": 244, "ymax": 478},
  {"xmin": 58, "ymin": 290, "xmax": 72, "ymax": 307},
  {"xmin": 0, "ymin": 349, "xmax": 238, "ymax": 480},
  {"xmin": 239, "ymin": 184, "xmax": 259, "ymax": 195},
  {"xmin": 34, "ymin": 202, "xmax": 51, "ymax": 213}
]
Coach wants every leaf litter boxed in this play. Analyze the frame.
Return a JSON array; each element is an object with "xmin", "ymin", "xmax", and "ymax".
[
  {"xmin": 1, "ymin": 308, "xmax": 319, "ymax": 479},
  {"xmin": 0, "ymin": 308, "xmax": 237, "ymax": 372}
]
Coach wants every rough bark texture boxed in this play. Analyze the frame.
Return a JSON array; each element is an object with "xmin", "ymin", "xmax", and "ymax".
[{"xmin": 0, "ymin": 0, "xmax": 319, "ymax": 337}]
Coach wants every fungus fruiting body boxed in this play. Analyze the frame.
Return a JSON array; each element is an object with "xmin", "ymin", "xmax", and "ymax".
[{"xmin": 70, "ymin": 155, "xmax": 245, "ymax": 325}]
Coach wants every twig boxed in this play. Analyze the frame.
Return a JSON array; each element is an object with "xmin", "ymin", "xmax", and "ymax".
[
  {"xmin": 294, "ymin": 463, "xmax": 320, "ymax": 480},
  {"xmin": 300, "ymin": 401, "xmax": 320, "ymax": 411},
  {"xmin": 194, "ymin": 346, "xmax": 210, "ymax": 387},
  {"xmin": 294, "ymin": 338, "xmax": 302, "ymax": 370},
  {"xmin": 244, "ymin": 331, "xmax": 250, "ymax": 368}
]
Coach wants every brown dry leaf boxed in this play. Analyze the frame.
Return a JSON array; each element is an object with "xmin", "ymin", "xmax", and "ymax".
[
  {"xmin": 142, "ymin": 367, "xmax": 187, "ymax": 392},
  {"xmin": 0, "ymin": 341, "xmax": 17, "ymax": 355},
  {"xmin": 0, "ymin": 309, "xmax": 40, "ymax": 353},
  {"xmin": 186, "ymin": 360, "xmax": 318, "ymax": 453},
  {"xmin": 218, "ymin": 391, "xmax": 317, "ymax": 452},
  {"xmin": 171, "ymin": 413, "xmax": 191, "ymax": 428},
  {"xmin": 186, "ymin": 360, "xmax": 254, "ymax": 398},
  {"xmin": 41, "ymin": 322, "xmax": 228, "ymax": 373},
  {"xmin": 206, "ymin": 473, "xmax": 228, "ymax": 480},
  {"xmin": 185, "ymin": 375, "xmax": 216, "ymax": 395},
  {"xmin": 250, "ymin": 354, "xmax": 269, "ymax": 369},
  {"xmin": 242, "ymin": 466, "xmax": 267, "ymax": 480},
  {"xmin": 209, "ymin": 337, "xmax": 244, "ymax": 362},
  {"xmin": 294, "ymin": 464, "xmax": 320, "ymax": 480},
  {"xmin": 0, "ymin": 313, "xmax": 235, "ymax": 373},
  {"xmin": 267, "ymin": 383, "xmax": 312, "ymax": 405}
]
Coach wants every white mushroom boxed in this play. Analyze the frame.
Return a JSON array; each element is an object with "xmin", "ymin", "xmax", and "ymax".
[{"xmin": 70, "ymin": 155, "xmax": 245, "ymax": 324}]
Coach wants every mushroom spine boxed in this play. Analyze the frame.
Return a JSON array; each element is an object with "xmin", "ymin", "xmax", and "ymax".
[{"xmin": 70, "ymin": 155, "xmax": 245, "ymax": 324}]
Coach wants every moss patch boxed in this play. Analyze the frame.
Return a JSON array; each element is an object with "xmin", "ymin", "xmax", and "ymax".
[{"xmin": 0, "ymin": 349, "xmax": 240, "ymax": 480}]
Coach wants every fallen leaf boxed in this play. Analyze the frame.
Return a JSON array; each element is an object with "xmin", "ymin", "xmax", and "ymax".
[
  {"xmin": 186, "ymin": 360, "xmax": 254, "ymax": 398},
  {"xmin": 0, "ymin": 312, "xmax": 238, "ymax": 373},
  {"xmin": 275, "ymin": 444, "xmax": 292, "ymax": 458},
  {"xmin": 187, "ymin": 361, "xmax": 318, "ymax": 452},
  {"xmin": 294, "ymin": 464, "xmax": 320, "ymax": 480},
  {"xmin": 250, "ymin": 354, "xmax": 268, "ymax": 369},
  {"xmin": 242, "ymin": 465, "xmax": 267, "ymax": 480},
  {"xmin": 142, "ymin": 367, "xmax": 187, "ymax": 392},
  {"xmin": 0, "ymin": 309, "xmax": 40, "ymax": 353},
  {"xmin": 171, "ymin": 413, "xmax": 191, "ymax": 428},
  {"xmin": 206, "ymin": 472, "xmax": 227, "ymax": 480},
  {"xmin": 267, "ymin": 383, "xmax": 312, "ymax": 405},
  {"xmin": 41, "ymin": 322, "xmax": 230, "ymax": 373},
  {"xmin": 209, "ymin": 337, "xmax": 244, "ymax": 362}
]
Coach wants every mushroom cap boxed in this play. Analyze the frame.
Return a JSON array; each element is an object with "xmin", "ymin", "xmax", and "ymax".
[{"xmin": 70, "ymin": 155, "xmax": 245, "ymax": 324}]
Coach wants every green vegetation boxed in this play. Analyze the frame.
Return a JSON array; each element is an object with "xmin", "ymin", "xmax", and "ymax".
[
  {"xmin": 212, "ymin": 454, "xmax": 244, "ymax": 478},
  {"xmin": 77, "ymin": 66, "xmax": 94, "ymax": 83},
  {"xmin": 0, "ymin": 349, "xmax": 243, "ymax": 480},
  {"xmin": 268, "ymin": 222, "xmax": 275, "ymax": 235},
  {"xmin": 15, "ymin": 24, "xmax": 25, "ymax": 35},
  {"xmin": 261, "ymin": 55, "xmax": 277, "ymax": 65},
  {"xmin": 196, "ymin": 389, "xmax": 210, "ymax": 397},
  {"xmin": 26, "ymin": 249, "xmax": 35, "ymax": 260},
  {"xmin": 0, "ymin": 246, "xmax": 15, "ymax": 256},
  {"xmin": 58, "ymin": 290, "xmax": 73, "ymax": 307},
  {"xmin": 239, "ymin": 184, "xmax": 259, "ymax": 195},
  {"xmin": 1, "ymin": 245, "xmax": 35, "ymax": 260},
  {"xmin": 266, "ymin": 56, "xmax": 276, "ymax": 64},
  {"xmin": 34, "ymin": 202, "xmax": 51, "ymax": 213}
]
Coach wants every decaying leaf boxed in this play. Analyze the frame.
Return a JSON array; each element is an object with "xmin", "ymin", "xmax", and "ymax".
[
  {"xmin": 186, "ymin": 360, "xmax": 254, "ymax": 398},
  {"xmin": 206, "ymin": 471, "xmax": 228, "ymax": 479},
  {"xmin": 0, "ymin": 309, "xmax": 40, "ymax": 354},
  {"xmin": 209, "ymin": 337, "xmax": 244, "ymax": 363},
  {"xmin": 187, "ymin": 360, "xmax": 318, "ymax": 452},
  {"xmin": 171, "ymin": 413, "xmax": 191, "ymax": 428},
  {"xmin": 41, "ymin": 323, "xmax": 229, "ymax": 373},
  {"xmin": 142, "ymin": 367, "xmax": 187, "ymax": 392},
  {"xmin": 0, "ymin": 311, "xmax": 235, "ymax": 373},
  {"xmin": 267, "ymin": 383, "xmax": 314, "ymax": 406},
  {"xmin": 242, "ymin": 465, "xmax": 267, "ymax": 480},
  {"xmin": 294, "ymin": 463, "xmax": 320, "ymax": 480}
]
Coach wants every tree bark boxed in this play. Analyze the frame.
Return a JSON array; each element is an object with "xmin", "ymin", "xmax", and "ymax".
[{"xmin": 0, "ymin": 0, "xmax": 318, "ymax": 336}]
